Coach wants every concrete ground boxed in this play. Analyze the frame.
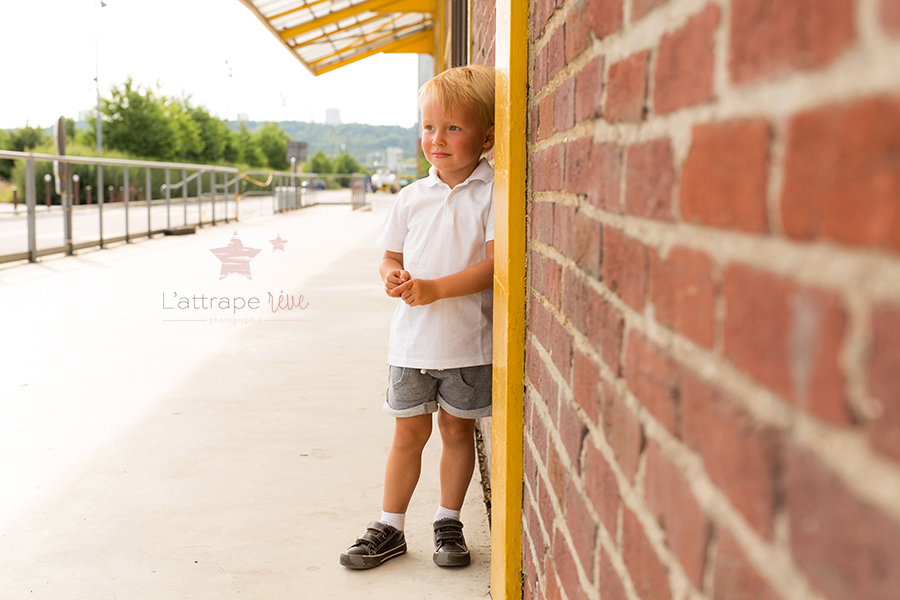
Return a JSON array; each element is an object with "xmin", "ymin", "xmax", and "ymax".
[{"xmin": 0, "ymin": 193, "xmax": 491, "ymax": 599}]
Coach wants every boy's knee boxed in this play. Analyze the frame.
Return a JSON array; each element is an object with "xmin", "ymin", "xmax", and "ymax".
[
  {"xmin": 438, "ymin": 412, "xmax": 475, "ymax": 445},
  {"xmin": 393, "ymin": 417, "xmax": 432, "ymax": 450}
]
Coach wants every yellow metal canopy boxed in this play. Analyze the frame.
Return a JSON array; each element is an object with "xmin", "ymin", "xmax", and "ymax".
[{"xmin": 239, "ymin": 0, "xmax": 435, "ymax": 76}]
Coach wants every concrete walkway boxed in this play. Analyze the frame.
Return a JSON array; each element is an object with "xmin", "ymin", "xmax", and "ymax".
[{"xmin": 0, "ymin": 195, "xmax": 491, "ymax": 599}]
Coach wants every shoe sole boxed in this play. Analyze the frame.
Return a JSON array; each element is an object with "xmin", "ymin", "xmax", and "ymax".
[
  {"xmin": 433, "ymin": 551, "xmax": 471, "ymax": 567},
  {"xmin": 340, "ymin": 542, "xmax": 408, "ymax": 569}
]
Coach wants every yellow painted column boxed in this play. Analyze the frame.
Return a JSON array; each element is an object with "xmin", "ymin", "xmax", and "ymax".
[{"xmin": 491, "ymin": 0, "xmax": 528, "ymax": 597}]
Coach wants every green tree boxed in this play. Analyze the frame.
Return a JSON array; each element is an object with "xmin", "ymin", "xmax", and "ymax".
[
  {"xmin": 254, "ymin": 122, "xmax": 290, "ymax": 170},
  {"xmin": 98, "ymin": 78, "xmax": 178, "ymax": 160},
  {"xmin": 0, "ymin": 124, "xmax": 52, "ymax": 180},
  {"xmin": 309, "ymin": 150, "xmax": 332, "ymax": 174},
  {"xmin": 333, "ymin": 150, "xmax": 362, "ymax": 187},
  {"xmin": 235, "ymin": 122, "xmax": 265, "ymax": 168}
]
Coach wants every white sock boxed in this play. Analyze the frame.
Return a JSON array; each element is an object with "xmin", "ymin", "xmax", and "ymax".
[
  {"xmin": 433, "ymin": 505, "xmax": 461, "ymax": 523},
  {"xmin": 380, "ymin": 511, "xmax": 406, "ymax": 531}
]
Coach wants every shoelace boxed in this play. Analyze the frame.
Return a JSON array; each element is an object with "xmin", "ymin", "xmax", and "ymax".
[{"xmin": 434, "ymin": 524, "xmax": 464, "ymax": 548}]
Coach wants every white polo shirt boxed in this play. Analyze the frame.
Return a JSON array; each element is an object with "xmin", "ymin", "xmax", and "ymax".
[{"xmin": 376, "ymin": 158, "xmax": 494, "ymax": 369}]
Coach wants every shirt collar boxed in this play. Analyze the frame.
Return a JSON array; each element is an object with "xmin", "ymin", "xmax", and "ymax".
[{"xmin": 423, "ymin": 157, "xmax": 494, "ymax": 188}]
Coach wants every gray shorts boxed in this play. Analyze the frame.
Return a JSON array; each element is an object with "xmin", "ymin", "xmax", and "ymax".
[{"xmin": 384, "ymin": 364, "xmax": 493, "ymax": 419}]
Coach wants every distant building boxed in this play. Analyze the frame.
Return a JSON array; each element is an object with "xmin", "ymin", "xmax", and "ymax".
[
  {"xmin": 386, "ymin": 146, "xmax": 402, "ymax": 170},
  {"xmin": 237, "ymin": 113, "xmax": 249, "ymax": 122},
  {"xmin": 326, "ymin": 108, "xmax": 341, "ymax": 126}
]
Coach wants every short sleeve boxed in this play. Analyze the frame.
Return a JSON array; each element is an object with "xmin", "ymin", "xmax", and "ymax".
[
  {"xmin": 485, "ymin": 183, "xmax": 495, "ymax": 243},
  {"xmin": 376, "ymin": 194, "xmax": 408, "ymax": 252}
]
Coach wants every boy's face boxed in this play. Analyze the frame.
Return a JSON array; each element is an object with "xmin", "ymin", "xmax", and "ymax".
[{"xmin": 421, "ymin": 95, "xmax": 494, "ymax": 188}]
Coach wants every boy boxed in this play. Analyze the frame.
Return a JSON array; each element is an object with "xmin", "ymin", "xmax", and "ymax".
[{"xmin": 340, "ymin": 64, "xmax": 496, "ymax": 570}]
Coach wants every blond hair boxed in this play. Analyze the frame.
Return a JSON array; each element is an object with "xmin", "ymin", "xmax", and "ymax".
[{"xmin": 417, "ymin": 64, "xmax": 495, "ymax": 134}]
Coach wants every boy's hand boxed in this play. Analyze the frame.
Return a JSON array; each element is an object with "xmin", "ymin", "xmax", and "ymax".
[
  {"xmin": 395, "ymin": 278, "xmax": 440, "ymax": 306},
  {"xmin": 384, "ymin": 269, "xmax": 411, "ymax": 296}
]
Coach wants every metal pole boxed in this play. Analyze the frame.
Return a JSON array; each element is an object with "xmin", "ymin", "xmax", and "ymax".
[
  {"xmin": 73, "ymin": 176, "xmax": 80, "ymax": 205},
  {"xmin": 146, "ymin": 167, "xmax": 152, "ymax": 238},
  {"xmin": 124, "ymin": 167, "xmax": 130, "ymax": 243},
  {"xmin": 165, "ymin": 168, "xmax": 171, "ymax": 228},
  {"xmin": 26, "ymin": 158, "xmax": 36, "ymax": 262},
  {"xmin": 86, "ymin": 185, "xmax": 92, "ymax": 205},
  {"xmin": 224, "ymin": 174, "xmax": 229, "ymax": 225},
  {"xmin": 198, "ymin": 170, "xmax": 203, "ymax": 226},
  {"xmin": 64, "ymin": 163, "xmax": 73, "ymax": 256},
  {"xmin": 182, "ymin": 169, "xmax": 187, "ymax": 226},
  {"xmin": 12, "ymin": 186, "xmax": 17, "ymax": 212},
  {"xmin": 44, "ymin": 174, "xmax": 52, "ymax": 208},
  {"xmin": 211, "ymin": 170, "xmax": 216, "ymax": 226},
  {"xmin": 98, "ymin": 166, "xmax": 104, "ymax": 247}
]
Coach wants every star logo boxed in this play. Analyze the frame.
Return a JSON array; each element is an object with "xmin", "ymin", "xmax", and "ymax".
[
  {"xmin": 270, "ymin": 234, "xmax": 288, "ymax": 252},
  {"xmin": 209, "ymin": 231, "xmax": 261, "ymax": 280}
]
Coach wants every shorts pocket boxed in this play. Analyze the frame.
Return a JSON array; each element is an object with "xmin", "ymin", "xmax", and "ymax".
[
  {"xmin": 389, "ymin": 365, "xmax": 409, "ymax": 387},
  {"xmin": 440, "ymin": 370, "xmax": 476, "ymax": 404}
]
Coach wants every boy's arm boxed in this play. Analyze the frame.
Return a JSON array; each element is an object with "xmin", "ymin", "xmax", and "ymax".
[{"xmin": 393, "ymin": 241, "xmax": 494, "ymax": 306}]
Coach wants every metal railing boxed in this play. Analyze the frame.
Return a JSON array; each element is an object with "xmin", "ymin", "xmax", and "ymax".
[{"xmin": 0, "ymin": 151, "xmax": 369, "ymax": 265}]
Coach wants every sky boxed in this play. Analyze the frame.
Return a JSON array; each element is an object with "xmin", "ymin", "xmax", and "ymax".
[{"xmin": 0, "ymin": 0, "xmax": 422, "ymax": 130}]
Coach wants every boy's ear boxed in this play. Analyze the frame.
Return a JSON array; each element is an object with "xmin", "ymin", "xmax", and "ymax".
[{"xmin": 483, "ymin": 126, "xmax": 495, "ymax": 149}]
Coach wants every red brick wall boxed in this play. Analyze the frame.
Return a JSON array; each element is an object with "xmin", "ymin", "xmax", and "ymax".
[{"xmin": 524, "ymin": 1, "xmax": 900, "ymax": 599}]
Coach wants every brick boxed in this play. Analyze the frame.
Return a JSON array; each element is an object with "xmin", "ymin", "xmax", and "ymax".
[
  {"xmin": 530, "ymin": 299, "xmax": 573, "ymax": 380},
  {"xmin": 565, "ymin": 137, "xmax": 593, "ymax": 196},
  {"xmin": 603, "ymin": 226, "xmax": 647, "ymax": 312},
  {"xmin": 623, "ymin": 507, "xmax": 672, "ymax": 600},
  {"xmin": 681, "ymin": 373, "xmax": 781, "ymax": 539},
  {"xmin": 600, "ymin": 380, "xmax": 644, "ymax": 482},
  {"xmin": 730, "ymin": 0, "xmax": 856, "ymax": 85},
  {"xmin": 555, "ymin": 77, "xmax": 575, "ymax": 133},
  {"xmin": 885, "ymin": 0, "xmax": 900, "ymax": 33},
  {"xmin": 575, "ymin": 58, "xmax": 603, "ymax": 123},
  {"xmin": 554, "ymin": 529, "xmax": 591, "ymax": 599},
  {"xmin": 532, "ymin": 145, "xmax": 564, "ymax": 192},
  {"xmin": 566, "ymin": 1, "xmax": 591, "ymax": 62},
  {"xmin": 787, "ymin": 445, "xmax": 900, "ymax": 600},
  {"xmin": 713, "ymin": 529, "xmax": 780, "ymax": 600},
  {"xmin": 527, "ymin": 341, "xmax": 544, "ymax": 395},
  {"xmin": 574, "ymin": 211, "xmax": 601, "ymax": 279},
  {"xmin": 531, "ymin": 250, "xmax": 562, "ymax": 308},
  {"xmin": 524, "ymin": 437, "xmax": 539, "ymax": 494},
  {"xmin": 587, "ymin": 143, "xmax": 622, "ymax": 211},
  {"xmin": 606, "ymin": 50, "xmax": 649, "ymax": 123},
  {"xmin": 599, "ymin": 548, "xmax": 628, "ymax": 600},
  {"xmin": 644, "ymin": 442, "xmax": 709, "ymax": 587},
  {"xmin": 537, "ymin": 477, "xmax": 556, "ymax": 541},
  {"xmin": 584, "ymin": 441, "xmax": 619, "ymax": 537},
  {"xmin": 565, "ymin": 480, "xmax": 598, "ymax": 578},
  {"xmin": 625, "ymin": 139, "xmax": 674, "ymax": 222},
  {"xmin": 524, "ymin": 536, "xmax": 538, "ymax": 600},
  {"xmin": 538, "ymin": 93, "xmax": 555, "ymax": 141},
  {"xmin": 588, "ymin": 0, "xmax": 623, "ymax": 39},
  {"xmin": 649, "ymin": 246, "xmax": 716, "ymax": 348},
  {"xmin": 573, "ymin": 350, "xmax": 601, "ymax": 423},
  {"xmin": 532, "ymin": 201, "xmax": 554, "ymax": 245},
  {"xmin": 548, "ymin": 442, "xmax": 569, "ymax": 506},
  {"xmin": 563, "ymin": 270, "xmax": 625, "ymax": 373},
  {"xmin": 530, "ymin": 103, "xmax": 540, "ymax": 144},
  {"xmin": 723, "ymin": 264, "xmax": 850, "ymax": 425},
  {"xmin": 781, "ymin": 96, "xmax": 900, "ymax": 253},
  {"xmin": 868, "ymin": 304, "xmax": 900, "ymax": 463},
  {"xmin": 559, "ymin": 399, "xmax": 587, "ymax": 471},
  {"xmin": 654, "ymin": 4, "xmax": 719, "ymax": 114},
  {"xmin": 624, "ymin": 331, "xmax": 680, "ymax": 435},
  {"xmin": 680, "ymin": 119, "xmax": 771, "ymax": 233},
  {"xmin": 553, "ymin": 203, "xmax": 576, "ymax": 257},
  {"xmin": 529, "ymin": 388, "xmax": 549, "ymax": 460},
  {"xmin": 632, "ymin": 0, "xmax": 668, "ymax": 21},
  {"xmin": 547, "ymin": 26, "xmax": 567, "ymax": 82}
]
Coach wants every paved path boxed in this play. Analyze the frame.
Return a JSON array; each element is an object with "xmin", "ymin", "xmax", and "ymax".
[{"xmin": 0, "ymin": 194, "xmax": 491, "ymax": 599}]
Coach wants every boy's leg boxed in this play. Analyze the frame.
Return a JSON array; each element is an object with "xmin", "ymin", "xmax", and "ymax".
[
  {"xmin": 383, "ymin": 413, "xmax": 433, "ymax": 513},
  {"xmin": 433, "ymin": 408, "xmax": 476, "ymax": 567},
  {"xmin": 340, "ymin": 414, "xmax": 432, "ymax": 570},
  {"xmin": 437, "ymin": 408, "xmax": 476, "ymax": 510}
]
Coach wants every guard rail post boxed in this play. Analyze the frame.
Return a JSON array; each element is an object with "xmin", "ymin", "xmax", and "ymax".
[
  {"xmin": 26, "ymin": 157, "xmax": 36, "ymax": 263},
  {"xmin": 124, "ymin": 167, "xmax": 130, "ymax": 243}
]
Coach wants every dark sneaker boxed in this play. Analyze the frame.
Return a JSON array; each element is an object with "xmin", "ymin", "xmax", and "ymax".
[
  {"xmin": 433, "ymin": 518, "xmax": 470, "ymax": 567},
  {"xmin": 340, "ymin": 521, "xmax": 407, "ymax": 569}
]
